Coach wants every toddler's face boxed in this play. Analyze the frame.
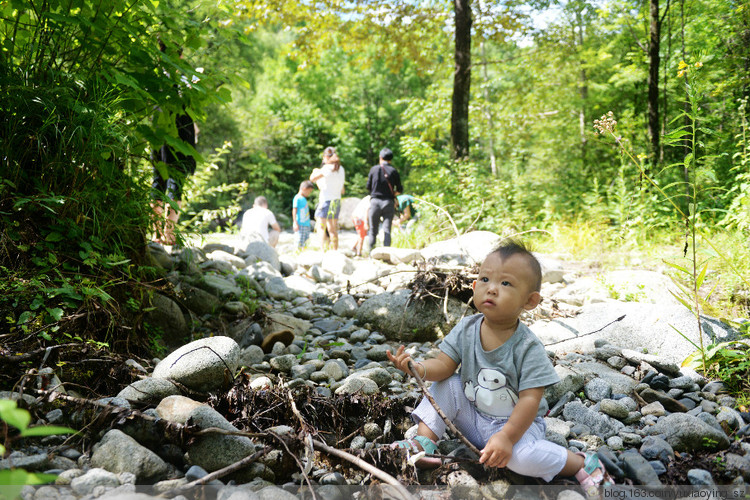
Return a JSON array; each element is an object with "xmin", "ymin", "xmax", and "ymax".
[
  {"xmin": 472, "ymin": 253, "xmax": 540, "ymax": 326},
  {"xmin": 302, "ymin": 187, "xmax": 314, "ymax": 197}
]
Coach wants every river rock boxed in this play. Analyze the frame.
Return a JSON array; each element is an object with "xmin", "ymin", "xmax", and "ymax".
[
  {"xmin": 241, "ymin": 240, "xmax": 280, "ymax": 271},
  {"xmin": 152, "ymin": 336, "xmax": 240, "ymax": 392},
  {"xmin": 185, "ymin": 405, "xmax": 258, "ymax": 475},
  {"xmin": 356, "ymin": 289, "xmax": 469, "ymax": 342},
  {"xmin": 116, "ymin": 378, "xmax": 180, "ymax": 404},
  {"xmin": 70, "ymin": 468, "xmax": 120, "ymax": 496},
  {"xmin": 645, "ymin": 413, "xmax": 730, "ymax": 452},
  {"xmin": 621, "ymin": 449, "xmax": 662, "ymax": 485},
  {"xmin": 155, "ymin": 395, "xmax": 205, "ymax": 423},
  {"xmin": 562, "ymin": 401, "xmax": 623, "ymax": 439},
  {"xmin": 179, "ymin": 282, "xmax": 222, "ymax": 316},
  {"xmin": 332, "ymin": 294, "xmax": 359, "ymax": 317},
  {"xmin": 91, "ymin": 429, "xmax": 169, "ymax": 484},
  {"xmin": 321, "ymin": 251, "xmax": 356, "ymax": 275},
  {"xmin": 145, "ymin": 293, "xmax": 188, "ymax": 346},
  {"xmin": 419, "ymin": 231, "xmax": 502, "ymax": 266}
]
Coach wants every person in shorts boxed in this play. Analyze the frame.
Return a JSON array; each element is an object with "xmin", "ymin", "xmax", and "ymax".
[{"xmin": 310, "ymin": 146, "xmax": 345, "ymax": 250}]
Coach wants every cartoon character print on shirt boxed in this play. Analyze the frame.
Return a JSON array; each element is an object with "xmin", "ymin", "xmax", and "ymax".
[{"xmin": 464, "ymin": 368, "xmax": 519, "ymax": 417}]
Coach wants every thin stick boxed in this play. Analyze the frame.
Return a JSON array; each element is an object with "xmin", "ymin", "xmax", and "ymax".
[
  {"xmin": 311, "ymin": 439, "xmax": 416, "ymax": 500},
  {"xmin": 406, "ymin": 360, "xmax": 482, "ymax": 457},
  {"xmin": 161, "ymin": 446, "xmax": 272, "ymax": 497},
  {"xmin": 543, "ymin": 315, "xmax": 626, "ymax": 347}
]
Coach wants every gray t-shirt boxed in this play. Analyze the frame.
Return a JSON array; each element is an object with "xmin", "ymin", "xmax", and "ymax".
[{"xmin": 439, "ymin": 314, "xmax": 560, "ymax": 418}]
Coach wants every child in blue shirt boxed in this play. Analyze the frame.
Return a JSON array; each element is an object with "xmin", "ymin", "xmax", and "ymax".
[{"xmin": 292, "ymin": 181, "xmax": 315, "ymax": 249}]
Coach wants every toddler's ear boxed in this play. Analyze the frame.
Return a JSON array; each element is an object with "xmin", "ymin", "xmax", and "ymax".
[
  {"xmin": 471, "ymin": 280, "xmax": 477, "ymax": 291},
  {"xmin": 524, "ymin": 291, "xmax": 542, "ymax": 310}
]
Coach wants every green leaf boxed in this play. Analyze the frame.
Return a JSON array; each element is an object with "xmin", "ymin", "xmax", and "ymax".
[
  {"xmin": 45, "ymin": 232, "xmax": 64, "ymax": 242},
  {"xmin": 695, "ymin": 262, "xmax": 708, "ymax": 289},
  {"xmin": 663, "ymin": 260, "xmax": 690, "ymax": 274},
  {"xmin": 29, "ymin": 296, "xmax": 44, "ymax": 311},
  {"xmin": 17, "ymin": 311, "xmax": 34, "ymax": 324},
  {"xmin": 669, "ymin": 290, "xmax": 693, "ymax": 312},
  {"xmin": 46, "ymin": 308, "xmax": 64, "ymax": 322},
  {"xmin": 0, "ymin": 404, "xmax": 31, "ymax": 432},
  {"xmin": 0, "ymin": 469, "xmax": 58, "ymax": 486},
  {"xmin": 20, "ymin": 425, "xmax": 76, "ymax": 437}
]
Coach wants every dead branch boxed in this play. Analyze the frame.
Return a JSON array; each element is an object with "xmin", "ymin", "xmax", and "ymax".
[
  {"xmin": 406, "ymin": 360, "xmax": 482, "ymax": 457},
  {"xmin": 1, "ymin": 343, "xmax": 82, "ymax": 364},
  {"xmin": 311, "ymin": 439, "xmax": 417, "ymax": 500},
  {"xmin": 160, "ymin": 446, "xmax": 273, "ymax": 497}
]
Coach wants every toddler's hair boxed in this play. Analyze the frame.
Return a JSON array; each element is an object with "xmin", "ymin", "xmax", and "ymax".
[
  {"xmin": 488, "ymin": 240, "xmax": 542, "ymax": 292},
  {"xmin": 300, "ymin": 180, "xmax": 315, "ymax": 190}
]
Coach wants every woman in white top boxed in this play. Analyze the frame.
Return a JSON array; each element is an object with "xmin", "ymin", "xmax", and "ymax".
[{"xmin": 310, "ymin": 146, "xmax": 345, "ymax": 250}]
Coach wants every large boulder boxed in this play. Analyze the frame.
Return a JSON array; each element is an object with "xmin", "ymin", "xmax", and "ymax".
[
  {"xmin": 241, "ymin": 240, "xmax": 280, "ymax": 272},
  {"xmin": 531, "ymin": 302, "xmax": 739, "ymax": 365},
  {"xmin": 321, "ymin": 251, "xmax": 356, "ymax": 275},
  {"xmin": 152, "ymin": 336, "xmax": 240, "ymax": 392},
  {"xmin": 419, "ymin": 231, "xmax": 502, "ymax": 266},
  {"xmin": 198, "ymin": 274, "xmax": 243, "ymax": 299},
  {"xmin": 144, "ymin": 293, "xmax": 188, "ymax": 346},
  {"xmin": 178, "ymin": 282, "xmax": 222, "ymax": 316},
  {"xmin": 644, "ymin": 413, "xmax": 730, "ymax": 452},
  {"xmin": 355, "ymin": 289, "xmax": 471, "ymax": 342},
  {"xmin": 370, "ymin": 247, "xmax": 423, "ymax": 265},
  {"xmin": 338, "ymin": 197, "xmax": 360, "ymax": 229}
]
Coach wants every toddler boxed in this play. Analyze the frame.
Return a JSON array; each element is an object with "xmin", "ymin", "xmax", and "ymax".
[
  {"xmin": 387, "ymin": 241, "xmax": 613, "ymax": 493},
  {"xmin": 292, "ymin": 180, "xmax": 315, "ymax": 249}
]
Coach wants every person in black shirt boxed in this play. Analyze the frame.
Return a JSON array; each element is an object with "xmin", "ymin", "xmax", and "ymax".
[{"xmin": 365, "ymin": 148, "xmax": 402, "ymax": 250}]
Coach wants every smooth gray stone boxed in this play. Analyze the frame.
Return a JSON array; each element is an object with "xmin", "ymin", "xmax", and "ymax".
[
  {"xmin": 687, "ymin": 469, "xmax": 715, "ymax": 486},
  {"xmin": 621, "ymin": 449, "xmax": 662, "ymax": 486}
]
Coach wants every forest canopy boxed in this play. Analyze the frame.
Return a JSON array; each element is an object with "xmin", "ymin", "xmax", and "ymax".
[{"xmin": 1, "ymin": 0, "xmax": 749, "ymax": 348}]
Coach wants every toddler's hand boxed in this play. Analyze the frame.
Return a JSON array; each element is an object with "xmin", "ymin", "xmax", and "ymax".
[
  {"xmin": 386, "ymin": 345, "xmax": 414, "ymax": 375},
  {"xmin": 480, "ymin": 431, "xmax": 513, "ymax": 469}
]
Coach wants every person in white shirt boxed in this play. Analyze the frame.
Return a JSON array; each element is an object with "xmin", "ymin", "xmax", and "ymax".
[
  {"xmin": 240, "ymin": 196, "xmax": 281, "ymax": 247},
  {"xmin": 310, "ymin": 146, "xmax": 345, "ymax": 250}
]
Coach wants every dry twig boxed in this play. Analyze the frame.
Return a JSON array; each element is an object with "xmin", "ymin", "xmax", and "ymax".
[{"xmin": 406, "ymin": 360, "xmax": 482, "ymax": 457}]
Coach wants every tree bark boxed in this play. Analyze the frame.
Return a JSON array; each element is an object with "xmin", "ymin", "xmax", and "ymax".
[
  {"xmin": 576, "ymin": 9, "xmax": 588, "ymax": 169},
  {"xmin": 480, "ymin": 41, "xmax": 497, "ymax": 176},
  {"xmin": 451, "ymin": 0, "xmax": 472, "ymax": 160},
  {"xmin": 647, "ymin": 0, "xmax": 661, "ymax": 162}
]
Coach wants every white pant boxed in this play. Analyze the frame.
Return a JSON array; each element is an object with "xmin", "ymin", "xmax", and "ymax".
[{"xmin": 412, "ymin": 375, "xmax": 568, "ymax": 481}]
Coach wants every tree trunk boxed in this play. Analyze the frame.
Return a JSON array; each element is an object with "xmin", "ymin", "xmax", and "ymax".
[
  {"xmin": 480, "ymin": 41, "xmax": 497, "ymax": 176},
  {"xmin": 451, "ymin": 0, "xmax": 472, "ymax": 160},
  {"xmin": 647, "ymin": 0, "xmax": 661, "ymax": 162},
  {"xmin": 576, "ymin": 9, "xmax": 588, "ymax": 170}
]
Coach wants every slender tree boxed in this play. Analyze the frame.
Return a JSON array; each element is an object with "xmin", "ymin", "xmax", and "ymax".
[
  {"xmin": 452, "ymin": 0, "xmax": 472, "ymax": 159},
  {"xmin": 647, "ymin": 0, "xmax": 666, "ymax": 160}
]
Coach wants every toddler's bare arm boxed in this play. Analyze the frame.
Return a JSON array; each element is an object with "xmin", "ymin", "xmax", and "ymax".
[
  {"xmin": 386, "ymin": 346, "xmax": 457, "ymax": 382},
  {"xmin": 480, "ymin": 386, "xmax": 544, "ymax": 468}
]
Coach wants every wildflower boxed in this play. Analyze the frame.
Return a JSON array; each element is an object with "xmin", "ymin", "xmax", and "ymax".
[
  {"xmin": 678, "ymin": 60, "xmax": 688, "ymax": 70},
  {"xmin": 593, "ymin": 111, "xmax": 617, "ymax": 135},
  {"xmin": 694, "ymin": 61, "xmax": 703, "ymax": 68},
  {"xmin": 637, "ymin": 153, "xmax": 647, "ymax": 161},
  {"xmin": 678, "ymin": 70, "xmax": 686, "ymax": 78}
]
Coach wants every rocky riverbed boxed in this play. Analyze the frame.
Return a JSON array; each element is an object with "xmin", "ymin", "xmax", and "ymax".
[{"xmin": 2, "ymin": 229, "xmax": 749, "ymax": 500}]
